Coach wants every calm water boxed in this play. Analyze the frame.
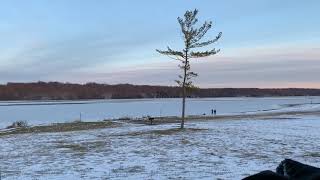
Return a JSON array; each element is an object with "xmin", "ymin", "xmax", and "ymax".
[{"xmin": 0, "ymin": 97, "xmax": 319, "ymax": 128}]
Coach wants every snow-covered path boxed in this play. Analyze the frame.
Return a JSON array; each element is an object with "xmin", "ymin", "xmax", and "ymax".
[{"xmin": 1, "ymin": 114, "xmax": 320, "ymax": 179}]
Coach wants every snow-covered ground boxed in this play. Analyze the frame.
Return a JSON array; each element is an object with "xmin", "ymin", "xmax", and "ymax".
[{"xmin": 1, "ymin": 112, "xmax": 320, "ymax": 179}]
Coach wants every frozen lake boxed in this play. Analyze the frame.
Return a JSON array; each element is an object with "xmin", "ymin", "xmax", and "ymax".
[{"xmin": 0, "ymin": 96, "xmax": 319, "ymax": 128}]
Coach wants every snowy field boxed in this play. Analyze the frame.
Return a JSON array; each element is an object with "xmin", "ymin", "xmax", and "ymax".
[
  {"xmin": 1, "ymin": 110, "xmax": 320, "ymax": 179},
  {"xmin": 0, "ymin": 96, "xmax": 319, "ymax": 128}
]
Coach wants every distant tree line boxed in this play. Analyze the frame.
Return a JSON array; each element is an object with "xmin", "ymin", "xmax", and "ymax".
[{"xmin": 0, "ymin": 82, "xmax": 319, "ymax": 100}]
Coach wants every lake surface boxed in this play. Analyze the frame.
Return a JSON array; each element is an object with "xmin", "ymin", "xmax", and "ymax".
[{"xmin": 0, "ymin": 97, "xmax": 319, "ymax": 128}]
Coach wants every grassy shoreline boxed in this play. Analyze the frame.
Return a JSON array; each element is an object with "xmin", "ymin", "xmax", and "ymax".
[
  {"xmin": 127, "ymin": 110, "xmax": 320, "ymax": 124},
  {"xmin": 0, "ymin": 121, "xmax": 120, "ymax": 137},
  {"xmin": 1, "ymin": 110, "xmax": 319, "ymax": 137}
]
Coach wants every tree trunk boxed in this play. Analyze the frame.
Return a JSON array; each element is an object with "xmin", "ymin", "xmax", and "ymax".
[
  {"xmin": 181, "ymin": 50, "xmax": 188, "ymax": 129},
  {"xmin": 181, "ymin": 84, "xmax": 186, "ymax": 129}
]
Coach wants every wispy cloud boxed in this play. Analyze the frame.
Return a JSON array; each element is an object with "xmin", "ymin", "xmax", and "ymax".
[
  {"xmin": 0, "ymin": 32, "xmax": 162, "ymax": 82},
  {"xmin": 63, "ymin": 46, "xmax": 320, "ymax": 88}
]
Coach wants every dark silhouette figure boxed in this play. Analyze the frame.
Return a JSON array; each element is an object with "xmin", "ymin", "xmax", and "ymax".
[
  {"xmin": 243, "ymin": 159, "xmax": 320, "ymax": 180},
  {"xmin": 147, "ymin": 116, "xmax": 154, "ymax": 125},
  {"xmin": 211, "ymin": 109, "xmax": 217, "ymax": 115}
]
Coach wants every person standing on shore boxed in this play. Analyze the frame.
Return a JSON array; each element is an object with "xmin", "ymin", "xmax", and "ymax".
[{"xmin": 211, "ymin": 109, "xmax": 217, "ymax": 116}]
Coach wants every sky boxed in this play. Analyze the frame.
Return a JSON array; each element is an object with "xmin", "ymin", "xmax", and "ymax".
[{"xmin": 0, "ymin": 0, "xmax": 319, "ymax": 88}]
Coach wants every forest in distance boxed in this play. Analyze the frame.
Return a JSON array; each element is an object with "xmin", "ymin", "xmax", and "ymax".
[{"xmin": 0, "ymin": 82, "xmax": 320, "ymax": 101}]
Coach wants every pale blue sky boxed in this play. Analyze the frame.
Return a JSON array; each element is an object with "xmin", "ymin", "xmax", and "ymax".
[{"xmin": 0, "ymin": 0, "xmax": 319, "ymax": 87}]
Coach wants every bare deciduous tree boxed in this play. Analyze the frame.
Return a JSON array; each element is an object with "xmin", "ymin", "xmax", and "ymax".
[{"xmin": 156, "ymin": 9, "xmax": 222, "ymax": 128}]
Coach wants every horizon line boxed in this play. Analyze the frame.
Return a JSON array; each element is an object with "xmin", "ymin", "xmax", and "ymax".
[{"xmin": 1, "ymin": 81, "xmax": 320, "ymax": 90}]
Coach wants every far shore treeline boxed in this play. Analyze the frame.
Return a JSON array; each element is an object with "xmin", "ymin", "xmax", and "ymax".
[{"xmin": 0, "ymin": 82, "xmax": 320, "ymax": 100}]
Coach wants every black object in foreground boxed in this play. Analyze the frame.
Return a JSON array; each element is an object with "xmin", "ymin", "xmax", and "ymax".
[{"xmin": 243, "ymin": 159, "xmax": 320, "ymax": 180}]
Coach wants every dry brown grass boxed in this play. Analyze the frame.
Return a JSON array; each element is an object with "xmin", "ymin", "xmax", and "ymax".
[
  {"xmin": 0, "ymin": 121, "xmax": 120, "ymax": 137},
  {"xmin": 2, "ymin": 109, "xmax": 318, "ymax": 138},
  {"xmin": 125, "ymin": 110, "xmax": 320, "ymax": 125}
]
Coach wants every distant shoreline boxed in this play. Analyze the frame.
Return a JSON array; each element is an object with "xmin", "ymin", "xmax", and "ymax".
[
  {"xmin": 0, "ymin": 96, "xmax": 319, "ymax": 106},
  {"xmin": 1, "ymin": 82, "xmax": 320, "ymax": 101}
]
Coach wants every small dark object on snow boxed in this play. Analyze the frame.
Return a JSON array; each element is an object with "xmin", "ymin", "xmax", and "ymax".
[
  {"xmin": 148, "ymin": 116, "xmax": 155, "ymax": 125},
  {"xmin": 6, "ymin": 121, "xmax": 28, "ymax": 129},
  {"xmin": 243, "ymin": 159, "xmax": 320, "ymax": 180}
]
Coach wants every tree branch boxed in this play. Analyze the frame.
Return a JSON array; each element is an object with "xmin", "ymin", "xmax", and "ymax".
[
  {"xmin": 156, "ymin": 46, "xmax": 185, "ymax": 61},
  {"xmin": 190, "ymin": 32, "xmax": 222, "ymax": 48},
  {"xmin": 189, "ymin": 49, "xmax": 220, "ymax": 58}
]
